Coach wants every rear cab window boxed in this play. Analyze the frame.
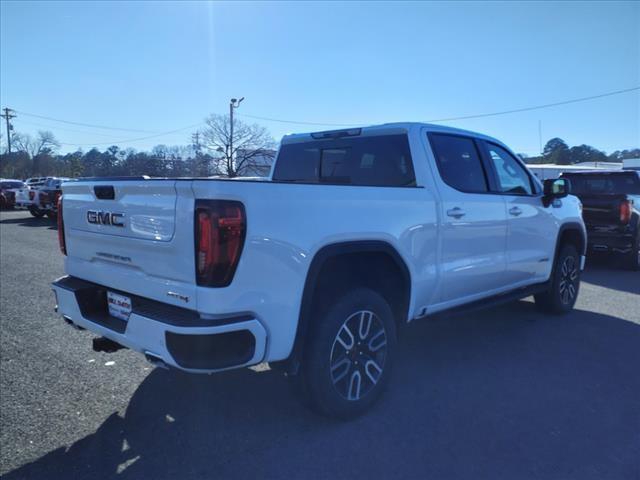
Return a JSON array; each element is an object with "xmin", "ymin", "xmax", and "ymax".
[
  {"xmin": 562, "ymin": 173, "xmax": 640, "ymax": 195},
  {"xmin": 272, "ymin": 134, "xmax": 416, "ymax": 187}
]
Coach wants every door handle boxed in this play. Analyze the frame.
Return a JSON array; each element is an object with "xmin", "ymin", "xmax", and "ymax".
[
  {"xmin": 509, "ymin": 207, "xmax": 523, "ymax": 217},
  {"xmin": 446, "ymin": 207, "xmax": 466, "ymax": 219}
]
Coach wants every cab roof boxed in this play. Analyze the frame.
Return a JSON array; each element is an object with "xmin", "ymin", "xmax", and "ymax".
[{"xmin": 281, "ymin": 122, "xmax": 505, "ymax": 147}]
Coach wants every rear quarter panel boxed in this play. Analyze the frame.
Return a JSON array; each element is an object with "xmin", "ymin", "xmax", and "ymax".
[{"xmin": 190, "ymin": 179, "xmax": 438, "ymax": 361}]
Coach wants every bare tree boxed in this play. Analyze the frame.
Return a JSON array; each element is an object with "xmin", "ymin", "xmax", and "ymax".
[
  {"xmin": 199, "ymin": 114, "xmax": 276, "ymax": 177},
  {"xmin": 12, "ymin": 130, "xmax": 60, "ymax": 158}
]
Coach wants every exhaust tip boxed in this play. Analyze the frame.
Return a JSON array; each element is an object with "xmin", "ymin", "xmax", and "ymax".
[{"xmin": 63, "ymin": 316, "xmax": 86, "ymax": 330}]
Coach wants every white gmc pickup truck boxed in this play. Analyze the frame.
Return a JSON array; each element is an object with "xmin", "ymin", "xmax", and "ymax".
[{"xmin": 53, "ymin": 123, "xmax": 586, "ymax": 417}]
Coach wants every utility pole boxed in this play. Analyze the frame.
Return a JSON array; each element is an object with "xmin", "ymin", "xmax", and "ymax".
[
  {"xmin": 1, "ymin": 107, "xmax": 16, "ymax": 154},
  {"xmin": 229, "ymin": 97, "xmax": 244, "ymax": 171},
  {"xmin": 191, "ymin": 132, "xmax": 201, "ymax": 155},
  {"xmin": 538, "ymin": 119, "xmax": 543, "ymax": 160}
]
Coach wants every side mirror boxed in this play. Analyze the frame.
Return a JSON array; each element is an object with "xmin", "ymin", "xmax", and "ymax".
[{"xmin": 543, "ymin": 178, "xmax": 571, "ymax": 206}]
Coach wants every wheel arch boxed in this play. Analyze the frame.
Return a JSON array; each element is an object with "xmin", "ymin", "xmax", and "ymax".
[
  {"xmin": 281, "ymin": 240, "xmax": 411, "ymax": 374},
  {"xmin": 556, "ymin": 222, "xmax": 586, "ymax": 256}
]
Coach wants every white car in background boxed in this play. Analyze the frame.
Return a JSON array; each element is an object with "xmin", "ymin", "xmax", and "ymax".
[
  {"xmin": 14, "ymin": 177, "xmax": 46, "ymax": 210},
  {"xmin": 15, "ymin": 177, "xmax": 54, "ymax": 217}
]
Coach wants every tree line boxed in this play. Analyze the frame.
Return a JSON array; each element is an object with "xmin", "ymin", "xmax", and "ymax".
[
  {"xmin": 0, "ymin": 114, "xmax": 275, "ymax": 180},
  {"xmin": 521, "ymin": 137, "xmax": 639, "ymax": 165},
  {"xmin": 1, "ymin": 119, "xmax": 638, "ymax": 180}
]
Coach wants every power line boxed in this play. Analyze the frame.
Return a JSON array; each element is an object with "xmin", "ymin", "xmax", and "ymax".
[
  {"xmin": 239, "ymin": 86, "xmax": 640, "ymax": 127},
  {"xmin": 14, "ymin": 110, "xmax": 160, "ymax": 133},
  {"xmin": 424, "ymin": 86, "xmax": 640, "ymax": 122},
  {"xmin": 17, "ymin": 119, "xmax": 125, "ymax": 138},
  {"xmin": 11, "ymin": 109, "xmax": 204, "ymax": 146},
  {"xmin": 57, "ymin": 122, "xmax": 205, "ymax": 147},
  {"xmin": 10, "ymin": 85, "xmax": 639, "ymax": 148}
]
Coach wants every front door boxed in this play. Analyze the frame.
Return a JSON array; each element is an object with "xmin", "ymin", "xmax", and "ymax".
[{"xmin": 482, "ymin": 141, "xmax": 556, "ymax": 284}]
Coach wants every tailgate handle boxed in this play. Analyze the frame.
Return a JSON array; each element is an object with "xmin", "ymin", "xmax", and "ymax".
[{"xmin": 94, "ymin": 186, "xmax": 115, "ymax": 200}]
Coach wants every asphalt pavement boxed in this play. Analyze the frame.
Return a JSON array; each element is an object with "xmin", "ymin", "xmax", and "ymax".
[{"xmin": 1, "ymin": 209, "xmax": 639, "ymax": 480}]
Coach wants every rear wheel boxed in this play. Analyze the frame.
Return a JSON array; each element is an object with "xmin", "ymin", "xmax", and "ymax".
[
  {"xmin": 624, "ymin": 234, "xmax": 640, "ymax": 271},
  {"xmin": 29, "ymin": 206, "xmax": 45, "ymax": 218},
  {"xmin": 298, "ymin": 287, "xmax": 397, "ymax": 419},
  {"xmin": 535, "ymin": 244, "xmax": 581, "ymax": 314}
]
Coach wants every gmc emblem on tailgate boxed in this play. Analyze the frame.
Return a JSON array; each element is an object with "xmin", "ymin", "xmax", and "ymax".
[{"xmin": 87, "ymin": 210, "xmax": 125, "ymax": 227}]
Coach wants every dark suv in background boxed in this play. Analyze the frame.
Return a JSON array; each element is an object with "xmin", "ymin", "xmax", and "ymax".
[
  {"xmin": 561, "ymin": 170, "xmax": 640, "ymax": 270},
  {"xmin": 0, "ymin": 180, "xmax": 25, "ymax": 210}
]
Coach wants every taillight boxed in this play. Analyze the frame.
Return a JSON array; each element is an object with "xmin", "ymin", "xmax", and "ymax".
[
  {"xmin": 29, "ymin": 191, "xmax": 35, "ymax": 200},
  {"xmin": 620, "ymin": 199, "xmax": 632, "ymax": 224},
  {"xmin": 195, "ymin": 200, "xmax": 246, "ymax": 287},
  {"xmin": 57, "ymin": 196, "xmax": 66, "ymax": 255}
]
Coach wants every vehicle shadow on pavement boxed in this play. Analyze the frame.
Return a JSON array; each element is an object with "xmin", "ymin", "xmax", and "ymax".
[
  {"xmin": 0, "ymin": 216, "xmax": 56, "ymax": 229},
  {"xmin": 5, "ymin": 303, "xmax": 640, "ymax": 480},
  {"xmin": 582, "ymin": 258, "xmax": 640, "ymax": 295}
]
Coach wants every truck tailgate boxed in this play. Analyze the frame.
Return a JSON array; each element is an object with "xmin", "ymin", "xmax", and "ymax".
[
  {"xmin": 62, "ymin": 180, "xmax": 196, "ymax": 306},
  {"xmin": 580, "ymin": 194, "xmax": 627, "ymax": 229}
]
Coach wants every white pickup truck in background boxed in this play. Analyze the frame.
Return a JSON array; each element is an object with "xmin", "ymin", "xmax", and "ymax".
[
  {"xmin": 52, "ymin": 123, "xmax": 586, "ymax": 417},
  {"xmin": 14, "ymin": 177, "xmax": 47, "ymax": 213}
]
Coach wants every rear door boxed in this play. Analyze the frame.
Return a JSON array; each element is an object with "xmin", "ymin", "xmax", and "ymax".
[
  {"xmin": 428, "ymin": 133, "xmax": 508, "ymax": 304},
  {"xmin": 480, "ymin": 141, "xmax": 556, "ymax": 283}
]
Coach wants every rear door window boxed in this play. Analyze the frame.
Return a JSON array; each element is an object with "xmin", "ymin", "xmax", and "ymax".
[
  {"xmin": 273, "ymin": 134, "xmax": 416, "ymax": 187},
  {"xmin": 428, "ymin": 133, "xmax": 488, "ymax": 193}
]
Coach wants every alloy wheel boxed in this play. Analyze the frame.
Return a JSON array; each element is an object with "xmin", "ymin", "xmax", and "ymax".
[
  {"xmin": 329, "ymin": 310, "xmax": 388, "ymax": 401},
  {"xmin": 558, "ymin": 256, "xmax": 578, "ymax": 305}
]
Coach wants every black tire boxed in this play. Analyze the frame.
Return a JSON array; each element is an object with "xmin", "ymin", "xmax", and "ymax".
[
  {"xmin": 29, "ymin": 207, "xmax": 45, "ymax": 218},
  {"xmin": 534, "ymin": 244, "xmax": 581, "ymax": 314},
  {"xmin": 297, "ymin": 287, "xmax": 397, "ymax": 419},
  {"xmin": 624, "ymin": 234, "xmax": 640, "ymax": 271}
]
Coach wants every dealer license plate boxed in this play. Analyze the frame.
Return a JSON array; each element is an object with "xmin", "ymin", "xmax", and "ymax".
[{"xmin": 107, "ymin": 291, "xmax": 132, "ymax": 321}]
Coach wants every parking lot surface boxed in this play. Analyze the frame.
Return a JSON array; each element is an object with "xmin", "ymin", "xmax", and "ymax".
[{"xmin": 1, "ymin": 209, "xmax": 639, "ymax": 480}]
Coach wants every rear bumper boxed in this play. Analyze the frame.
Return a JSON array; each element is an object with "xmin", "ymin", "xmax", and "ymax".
[
  {"xmin": 587, "ymin": 233, "xmax": 636, "ymax": 255},
  {"xmin": 52, "ymin": 276, "xmax": 267, "ymax": 373},
  {"xmin": 14, "ymin": 201, "xmax": 33, "ymax": 209}
]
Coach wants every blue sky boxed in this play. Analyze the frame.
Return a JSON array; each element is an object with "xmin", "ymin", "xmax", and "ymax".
[{"xmin": 1, "ymin": 1, "xmax": 638, "ymax": 155}]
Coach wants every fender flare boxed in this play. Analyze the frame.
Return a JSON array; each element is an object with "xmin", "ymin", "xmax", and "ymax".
[
  {"xmin": 284, "ymin": 240, "xmax": 411, "ymax": 373},
  {"xmin": 554, "ymin": 221, "xmax": 587, "ymax": 260}
]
